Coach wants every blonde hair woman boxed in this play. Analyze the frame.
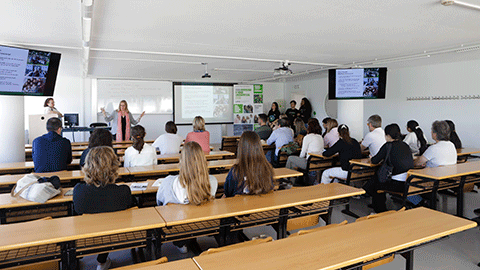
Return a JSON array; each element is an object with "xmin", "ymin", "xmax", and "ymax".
[
  {"xmin": 323, "ymin": 118, "xmax": 340, "ymax": 148},
  {"xmin": 101, "ymin": 100, "xmax": 145, "ymax": 142},
  {"xmin": 185, "ymin": 116, "xmax": 210, "ymax": 153},
  {"xmin": 156, "ymin": 141, "xmax": 217, "ymax": 206},
  {"xmin": 156, "ymin": 141, "xmax": 218, "ymax": 253},
  {"xmin": 73, "ymin": 146, "xmax": 132, "ymax": 269}
]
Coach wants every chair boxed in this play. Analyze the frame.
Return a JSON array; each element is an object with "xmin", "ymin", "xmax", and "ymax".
[
  {"xmin": 200, "ymin": 237, "xmax": 273, "ymax": 256},
  {"xmin": 289, "ymin": 220, "xmax": 348, "ymax": 237},
  {"xmin": 89, "ymin": 122, "xmax": 108, "ymax": 134},
  {"xmin": 114, "ymin": 257, "xmax": 168, "ymax": 270},
  {"xmin": 356, "ymin": 207, "xmax": 406, "ymax": 222}
]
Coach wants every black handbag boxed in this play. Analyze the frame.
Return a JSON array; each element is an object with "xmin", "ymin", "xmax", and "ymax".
[{"xmin": 377, "ymin": 143, "xmax": 393, "ymax": 183}]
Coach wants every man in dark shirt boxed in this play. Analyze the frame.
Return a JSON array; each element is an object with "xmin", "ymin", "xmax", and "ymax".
[
  {"xmin": 254, "ymin": 114, "xmax": 272, "ymax": 140},
  {"xmin": 284, "ymin": 100, "xmax": 299, "ymax": 127},
  {"xmin": 32, "ymin": 117, "xmax": 72, "ymax": 172}
]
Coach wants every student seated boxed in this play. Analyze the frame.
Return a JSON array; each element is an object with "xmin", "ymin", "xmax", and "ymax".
[
  {"xmin": 152, "ymin": 121, "xmax": 183, "ymax": 154},
  {"xmin": 293, "ymin": 118, "xmax": 307, "ymax": 137},
  {"xmin": 363, "ymin": 124, "xmax": 414, "ymax": 213},
  {"xmin": 123, "ymin": 125, "xmax": 157, "ymax": 167},
  {"xmin": 286, "ymin": 118, "xmax": 324, "ymax": 171},
  {"xmin": 321, "ymin": 124, "xmax": 362, "ymax": 184},
  {"xmin": 445, "ymin": 120, "xmax": 462, "ymax": 149},
  {"xmin": 80, "ymin": 128, "xmax": 114, "ymax": 167},
  {"xmin": 224, "ymin": 131, "xmax": 274, "ymax": 197},
  {"xmin": 321, "ymin": 117, "xmax": 331, "ymax": 137},
  {"xmin": 266, "ymin": 118, "xmax": 294, "ymax": 164},
  {"xmin": 156, "ymin": 141, "xmax": 218, "ymax": 253},
  {"xmin": 254, "ymin": 113, "xmax": 272, "ymax": 140},
  {"xmin": 361, "ymin": 114, "xmax": 386, "ymax": 156},
  {"xmin": 414, "ymin": 120, "xmax": 457, "ymax": 168},
  {"xmin": 323, "ymin": 118, "xmax": 339, "ymax": 148},
  {"xmin": 403, "ymin": 120, "xmax": 428, "ymax": 155},
  {"xmin": 73, "ymin": 146, "xmax": 132, "ymax": 270},
  {"xmin": 185, "ymin": 116, "xmax": 210, "ymax": 154},
  {"xmin": 32, "ymin": 117, "xmax": 72, "ymax": 173}
]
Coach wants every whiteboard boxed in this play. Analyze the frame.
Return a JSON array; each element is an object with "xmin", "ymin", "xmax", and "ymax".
[{"xmin": 97, "ymin": 79, "xmax": 173, "ymax": 114}]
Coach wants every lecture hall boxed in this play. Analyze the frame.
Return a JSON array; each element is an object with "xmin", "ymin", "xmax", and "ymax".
[{"xmin": 0, "ymin": 0, "xmax": 479, "ymax": 269}]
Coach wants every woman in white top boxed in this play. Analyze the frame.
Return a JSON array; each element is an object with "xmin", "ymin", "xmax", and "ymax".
[
  {"xmin": 286, "ymin": 118, "xmax": 324, "ymax": 172},
  {"xmin": 323, "ymin": 118, "xmax": 340, "ymax": 148},
  {"xmin": 123, "ymin": 125, "xmax": 157, "ymax": 167},
  {"xmin": 414, "ymin": 120, "xmax": 457, "ymax": 168},
  {"xmin": 403, "ymin": 120, "xmax": 428, "ymax": 155},
  {"xmin": 152, "ymin": 121, "xmax": 183, "ymax": 154},
  {"xmin": 43, "ymin": 98, "xmax": 63, "ymax": 118}
]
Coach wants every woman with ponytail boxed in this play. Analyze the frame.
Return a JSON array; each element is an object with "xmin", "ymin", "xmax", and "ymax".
[
  {"xmin": 445, "ymin": 120, "xmax": 462, "ymax": 149},
  {"xmin": 404, "ymin": 120, "xmax": 428, "ymax": 155},
  {"xmin": 123, "ymin": 125, "xmax": 157, "ymax": 167},
  {"xmin": 320, "ymin": 124, "xmax": 362, "ymax": 184}
]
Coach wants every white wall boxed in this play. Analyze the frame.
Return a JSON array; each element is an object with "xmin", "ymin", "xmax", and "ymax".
[
  {"xmin": 0, "ymin": 96, "xmax": 25, "ymax": 162},
  {"xmin": 364, "ymin": 58, "xmax": 480, "ymax": 148},
  {"xmin": 93, "ymin": 82, "xmax": 285, "ymax": 145}
]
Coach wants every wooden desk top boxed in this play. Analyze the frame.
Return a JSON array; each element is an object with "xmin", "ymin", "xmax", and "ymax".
[
  {"xmin": 156, "ymin": 183, "xmax": 364, "ymax": 226},
  {"xmin": 0, "ymin": 160, "xmax": 80, "ymax": 175},
  {"xmin": 193, "ymin": 207, "xmax": 476, "ymax": 270},
  {"xmin": 132, "ymin": 259, "xmax": 200, "ymax": 270},
  {"xmin": 0, "ymin": 207, "xmax": 165, "ymax": 252},
  {"xmin": 126, "ymin": 160, "xmax": 235, "ymax": 177},
  {"xmin": 0, "ymin": 188, "xmax": 73, "ymax": 209},
  {"xmin": 307, "ymin": 152, "xmax": 335, "ymax": 159},
  {"xmin": 408, "ymin": 160, "xmax": 480, "ymax": 180},
  {"xmin": 349, "ymin": 158, "xmax": 379, "ymax": 168},
  {"xmin": 214, "ymin": 168, "xmax": 303, "ymax": 186},
  {"xmin": 157, "ymin": 151, "xmax": 234, "ymax": 163},
  {"xmin": 457, "ymin": 147, "xmax": 480, "ymax": 156}
]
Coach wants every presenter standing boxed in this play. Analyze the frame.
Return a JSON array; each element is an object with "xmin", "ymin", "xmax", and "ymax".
[
  {"xmin": 101, "ymin": 100, "xmax": 145, "ymax": 142},
  {"xmin": 44, "ymin": 98, "xmax": 63, "ymax": 118}
]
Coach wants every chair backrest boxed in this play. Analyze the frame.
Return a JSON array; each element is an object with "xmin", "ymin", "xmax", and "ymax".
[
  {"xmin": 200, "ymin": 237, "xmax": 273, "ymax": 256},
  {"xmin": 114, "ymin": 257, "xmax": 168, "ymax": 270},
  {"xmin": 90, "ymin": 122, "xmax": 108, "ymax": 128},
  {"xmin": 356, "ymin": 207, "xmax": 406, "ymax": 222},
  {"xmin": 289, "ymin": 220, "xmax": 348, "ymax": 237}
]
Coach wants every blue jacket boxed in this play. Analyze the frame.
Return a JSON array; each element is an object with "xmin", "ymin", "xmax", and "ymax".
[{"xmin": 32, "ymin": 131, "xmax": 72, "ymax": 173}]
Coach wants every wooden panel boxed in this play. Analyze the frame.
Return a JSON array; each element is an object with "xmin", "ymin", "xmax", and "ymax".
[
  {"xmin": 215, "ymin": 168, "xmax": 303, "ymax": 186},
  {"xmin": 193, "ymin": 208, "xmax": 476, "ymax": 270},
  {"xmin": 124, "ymin": 258, "xmax": 199, "ymax": 270},
  {"xmin": 156, "ymin": 183, "xmax": 364, "ymax": 226}
]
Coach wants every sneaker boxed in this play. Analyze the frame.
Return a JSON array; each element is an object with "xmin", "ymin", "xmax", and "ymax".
[
  {"xmin": 97, "ymin": 258, "xmax": 111, "ymax": 270},
  {"xmin": 177, "ymin": 245, "xmax": 188, "ymax": 254}
]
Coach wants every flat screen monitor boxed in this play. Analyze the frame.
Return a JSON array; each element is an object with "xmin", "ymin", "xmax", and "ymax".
[
  {"xmin": 328, "ymin": 67, "xmax": 387, "ymax": 100},
  {"xmin": 64, "ymin": 113, "xmax": 79, "ymax": 127},
  {"xmin": 173, "ymin": 82, "xmax": 234, "ymax": 125},
  {"xmin": 0, "ymin": 44, "xmax": 61, "ymax": 96}
]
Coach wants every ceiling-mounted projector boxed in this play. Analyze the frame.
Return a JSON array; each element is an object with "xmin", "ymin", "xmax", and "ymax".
[
  {"xmin": 201, "ymin": 63, "xmax": 211, "ymax": 78},
  {"xmin": 274, "ymin": 61, "xmax": 293, "ymax": 76}
]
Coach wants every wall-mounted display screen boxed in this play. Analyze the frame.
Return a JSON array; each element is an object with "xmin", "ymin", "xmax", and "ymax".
[
  {"xmin": 0, "ymin": 45, "xmax": 61, "ymax": 96},
  {"xmin": 328, "ymin": 67, "xmax": 387, "ymax": 99}
]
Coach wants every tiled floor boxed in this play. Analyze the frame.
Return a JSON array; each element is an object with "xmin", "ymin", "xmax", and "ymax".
[{"xmin": 79, "ymin": 188, "xmax": 480, "ymax": 269}]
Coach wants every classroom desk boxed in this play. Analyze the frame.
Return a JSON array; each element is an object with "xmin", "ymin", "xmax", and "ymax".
[
  {"xmin": 155, "ymin": 183, "xmax": 364, "ymax": 247},
  {"xmin": 0, "ymin": 207, "xmax": 165, "ymax": 269},
  {"xmin": 214, "ymin": 167, "xmax": 303, "ymax": 186},
  {"xmin": 157, "ymin": 151, "xmax": 234, "ymax": 164},
  {"xmin": 406, "ymin": 160, "xmax": 480, "ymax": 217},
  {"xmin": 0, "ymin": 160, "xmax": 80, "ymax": 175},
  {"xmin": 193, "ymin": 207, "xmax": 476, "ymax": 270}
]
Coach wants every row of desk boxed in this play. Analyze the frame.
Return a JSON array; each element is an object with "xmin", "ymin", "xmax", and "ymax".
[
  {"xmin": 0, "ymin": 183, "xmax": 366, "ymax": 269},
  {"xmin": 0, "ymin": 151, "xmax": 234, "ymax": 175},
  {"xmin": 0, "ymin": 168, "xmax": 303, "ymax": 224}
]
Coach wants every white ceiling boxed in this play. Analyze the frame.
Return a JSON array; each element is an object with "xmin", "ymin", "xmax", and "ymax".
[{"xmin": 1, "ymin": 0, "xmax": 480, "ymax": 82}]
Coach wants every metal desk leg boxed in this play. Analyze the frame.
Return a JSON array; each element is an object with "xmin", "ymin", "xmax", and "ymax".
[
  {"xmin": 430, "ymin": 181, "xmax": 439, "ymax": 210},
  {"xmin": 277, "ymin": 208, "xmax": 289, "ymax": 239},
  {"xmin": 457, "ymin": 176, "xmax": 466, "ymax": 217},
  {"xmin": 401, "ymin": 250, "xmax": 414, "ymax": 270}
]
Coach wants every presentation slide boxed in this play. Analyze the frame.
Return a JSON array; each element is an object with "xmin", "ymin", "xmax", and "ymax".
[
  {"xmin": 0, "ymin": 45, "xmax": 54, "ymax": 95},
  {"xmin": 174, "ymin": 83, "xmax": 233, "ymax": 124},
  {"xmin": 335, "ymin": 68, "xmax": 381, "ymax": 98}
]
